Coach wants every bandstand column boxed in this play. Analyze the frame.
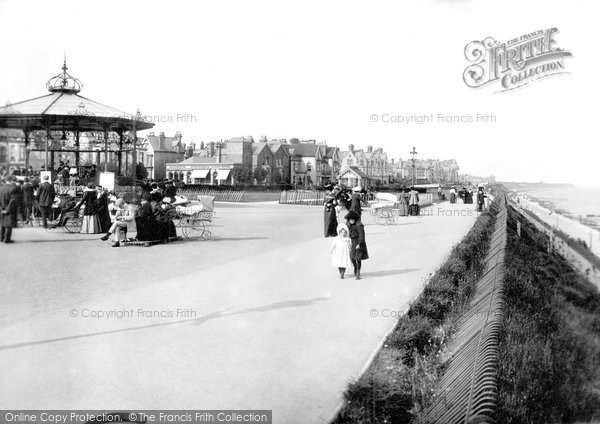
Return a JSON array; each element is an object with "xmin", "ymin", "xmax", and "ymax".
[
  {"xmin": 44, "ymin": 129, "xmax": 49, "ymax": 171},
  {"xmin": 75, "ymin": 130, "xmax": 80, "ymax": 171},
  {"xmin": 103, "ymin": 127, "xmax": 109, "ymax": 172},
  {"xmin": 24, "ymin": 129, "xmax": 29, "ymax": 171},
  {"xmin": 118, "ymin": 131, "xmax": 124, "ymax": 176}
]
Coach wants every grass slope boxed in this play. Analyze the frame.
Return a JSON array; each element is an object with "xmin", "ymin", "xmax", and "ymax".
[{"xmin": 497, "ymin": 207, "xmax": 600, "ymax": 423}]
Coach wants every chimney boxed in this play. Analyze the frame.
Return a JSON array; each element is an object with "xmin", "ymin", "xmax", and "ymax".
[
  {"xmin": 159, "ymin": 132, "xmax": 166, "ymax": 149},
  {"xmin": 349, "ymin": 144, "xmax": 354, "ymax": 153},
  {"xmin": 260, "ymin": 135, "xmax": 267, "ymax": 143},
  {"xmin": 367, "ymin": 146, "xmax": 373, "ymax": 153},
  {"xmin": 209, "ymin": 141, "xmax": 215, "ymax": 157},
  {"xmin": 175, "ymin": 131, "xmax": 183, "ymax": 144},
  {"xmin": 185, "ymin": 142, "xmax": 194, "ymax": 159},
  {"xmin": 217, "ymin": 142, "xmax": 222, "ymax": 163}
]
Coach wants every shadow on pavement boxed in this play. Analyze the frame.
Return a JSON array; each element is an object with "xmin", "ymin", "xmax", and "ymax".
[
  {"xmin": 362, "ymin": 268, "xmax": 420, "ymax": 278},
  {"xmin": 214, "ymin": 237, "xmax": 269, "ymax": 242},
  {"xmin": 0, "ymin": 297, "xmax": 329, "ymax": 351}
]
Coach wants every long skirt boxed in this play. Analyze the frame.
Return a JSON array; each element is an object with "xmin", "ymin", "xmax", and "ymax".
[
  {"xmin": 98, "ymin": 209, "xmax": 112, "ymax": 233},
  {"xmin": 324, "ymin": 208, "xmax": 338, "ymax": 237},
  {"xmin": 81, "ymin": 214, "xmax": 101, "ymax": 234},
  {"xmin": 350, "ymin": 240, "xmax": 369, "ymax": 261}
]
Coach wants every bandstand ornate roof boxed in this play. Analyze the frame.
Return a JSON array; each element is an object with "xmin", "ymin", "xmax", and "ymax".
[{"xmin": 0, "ymin": 60, "xmax": 154, "ymax": 133}]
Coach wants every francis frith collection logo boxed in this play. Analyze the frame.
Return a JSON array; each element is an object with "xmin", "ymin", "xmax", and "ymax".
[{"xmin": 463, "ymin": 28, "xmax": 572, "ymax": 92}]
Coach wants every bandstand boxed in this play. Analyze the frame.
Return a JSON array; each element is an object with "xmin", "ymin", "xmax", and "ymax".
[{"xmin": 0, "ymin": 59, "xmax": 154, "ymax": 182}]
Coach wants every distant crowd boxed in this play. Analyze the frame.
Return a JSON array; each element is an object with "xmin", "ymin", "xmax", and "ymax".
[{"xmin": 0, "ymin": 173, "xmax": 181, "ymax": 246}]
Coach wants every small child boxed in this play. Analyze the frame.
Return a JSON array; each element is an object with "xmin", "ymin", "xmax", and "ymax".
[{"xmin": 331, "ymin": 223, "xmax": 353, "ymax": 279}]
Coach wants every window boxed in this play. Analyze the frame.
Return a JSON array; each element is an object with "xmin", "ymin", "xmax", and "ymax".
[
  {"xmin": 307, "ymin": 162, "xmax": 312, "ymax": 172},
  {"xmin": 19, "ymin": 146, "xmax": 25, "ymax": 162},
  {"xmin": 10, "ymin": 145, "xmax": 16, "ymax": 161},
  {"xmin": 347, "ymin": 159, "xmax": 352, "ymax": 165},
  {"xmin": 293, "ymin": 162, "xmax": 298, "ymax": 171}
]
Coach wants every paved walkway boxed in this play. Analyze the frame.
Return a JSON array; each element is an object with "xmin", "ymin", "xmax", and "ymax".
[{"xmin": 0, "ymin": 201, "xmax": 479, "ymax": 423}]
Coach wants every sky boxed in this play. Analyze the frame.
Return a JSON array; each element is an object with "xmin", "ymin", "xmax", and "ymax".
[{"xmin": 0, "ymin": 0, "xmax": 598, "ymax": 185}]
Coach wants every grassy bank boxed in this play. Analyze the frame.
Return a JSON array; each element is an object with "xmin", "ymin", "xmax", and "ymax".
[
  {"xmin": 333, "ymin": 205, "xmax": 499, "ymax": 423},
  {"xmin": 496, "ymin": 207, "xmax": 600, "ymax": 423}
]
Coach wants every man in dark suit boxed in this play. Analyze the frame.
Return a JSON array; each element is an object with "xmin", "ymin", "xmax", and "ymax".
[
  {"xmin": 0, "ymin": 176, "xmax": 20, "ymax": 243},
  {"xmin": 21, "ymin": 178, "xmax": 35, "ymax": 224},
  {"xmin": 37, "ymin": 175, "xmax": 56, "ymax": 228}
]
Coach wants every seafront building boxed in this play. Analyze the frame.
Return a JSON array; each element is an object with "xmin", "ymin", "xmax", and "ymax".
[
  {"xmin": 393, "ymin": 158, "xmax": 461, "ymax": 185},
  {"xmin": 166, "ymin": 137, "xmax": 340, "ymax": 187}
]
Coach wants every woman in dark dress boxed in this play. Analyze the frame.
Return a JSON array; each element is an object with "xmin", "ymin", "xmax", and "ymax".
[
  {"xmin": 323, "ymin": 185, "xmax": 338, "ymax": 237},
  {"xmin": 345, "ymin": 211, "xmax": 369, "ymax": 280},
  {"xmin": 96, "ymin": 187, "xmax": 112, "ymax": 233},
  {"xmin": 73, "ymin": 183, "xmax": 100, "ymax": 233},
  {"xmin": 349, "ymin": 187, "xmax": 363, "ymax": 218}
]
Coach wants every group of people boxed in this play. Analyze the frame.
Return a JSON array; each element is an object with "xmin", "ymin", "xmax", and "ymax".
[
  {"xmin": 324, "ymin": 184, "xmax": 369, "ymax": 280},
  {"xmin": 448, "ymin": 185, "xmax": 487, "ymax": 211},
  {"xmin": 0, "ymin": 174, "xmax": 58, "ymax": 242},
  {"xmin": 0, "ymin": 172, "xmax": 180, "ymax": 246}
]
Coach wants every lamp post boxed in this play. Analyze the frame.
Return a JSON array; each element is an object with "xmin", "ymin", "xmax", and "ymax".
[
  {"xmin": 130, "ymin": 109, "xmax": 142, "ymax": 181},
  {"xmin": 410, "ymin": 146, "xmax": 417, "ymax": 186}
]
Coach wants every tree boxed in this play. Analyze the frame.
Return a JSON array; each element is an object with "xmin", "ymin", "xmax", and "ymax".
[
  {"xmin": 271, "ymin": 171, "xmax": 283, "ymax": 185},
  {"xmin": 232, "ymin": 167, "xmax": 253, "ymax": 185},
  {"xmin": 252, "ymin": 167, "xmax": 269, "ymax": 185},
  {"xmin": 136, "ymin": 162, "xmax": 148, "ymax": 180}
]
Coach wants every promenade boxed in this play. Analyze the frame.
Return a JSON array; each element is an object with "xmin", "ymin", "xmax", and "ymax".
[
  {"xmin": 517, "ymin": 195, "xmax": 600, "ymax": 257},
  {"xmin": 0, "ymin": 201, "xmax": 478, "ymax": 423}
]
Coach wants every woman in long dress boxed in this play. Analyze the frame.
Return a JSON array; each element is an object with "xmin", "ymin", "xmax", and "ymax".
[
  {"xmin": 96, "ymin": 187, "xmax": 112, "ymax": 233},
  {"xmin": 408, "ymin": 187, "xmax": 420, "ymax": 216},
  {"xmin": 323, "ymin": 186, "xmax": 338, "ymax": 237},
  {"xmin": 74, "ymin": 183, "xmax": 101, "ymax": 234}
]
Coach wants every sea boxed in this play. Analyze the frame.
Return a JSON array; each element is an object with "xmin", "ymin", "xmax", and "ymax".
[{"xmin": 524, "ymin": 185, "xmax": 600, "ymax": 217}]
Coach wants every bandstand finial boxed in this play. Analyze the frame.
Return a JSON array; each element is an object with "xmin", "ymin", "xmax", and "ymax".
[{"xmin": 46, "ymin": 55, "xmax": 82, "ymax": 94}]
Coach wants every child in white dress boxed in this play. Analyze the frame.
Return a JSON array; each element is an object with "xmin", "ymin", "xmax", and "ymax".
[{"xmin": 331, "ymin": 223, "xmax": 353, "ymax": 279}]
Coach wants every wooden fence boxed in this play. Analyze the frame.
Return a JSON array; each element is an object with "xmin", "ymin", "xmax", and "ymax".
[
  {"xmin": 177, "ymin": 188, "xmax": 245, "ymax": 202},
  {"xmin": 279, "ymin": 190, "xmax": 326, "ymax": 205}
]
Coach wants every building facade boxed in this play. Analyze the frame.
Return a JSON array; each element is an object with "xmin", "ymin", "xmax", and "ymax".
[
  {"xmin": 138, "ymin": 131, "xmax": 186, "ymax": 180},
  {"xmin": 0, "ymin": 129, "xmax": 26, "ymax": 173}
]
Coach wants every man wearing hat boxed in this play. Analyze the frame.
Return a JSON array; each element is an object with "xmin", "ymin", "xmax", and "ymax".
[
  {"xmin": 0, "ymin": 176, "xmax": 20, "ymax": 243},
  {"xmin": 21, "ymin": 177, "xmax": 35, "ymax": 224},
  {"xmin": 37, "ymin": 174, "xmax": 56, "ymax": 228}
]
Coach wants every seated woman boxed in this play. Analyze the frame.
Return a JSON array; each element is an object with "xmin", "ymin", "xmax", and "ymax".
[
  {"xmin": 135, "ymin": 196, "xmax": 162, "ymax": 241},
  {"xmin": 155, "ymin": 197, "xmax": 178, "ymax": 241}
]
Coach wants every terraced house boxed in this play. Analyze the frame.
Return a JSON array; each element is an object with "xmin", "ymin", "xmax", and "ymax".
[
  {"xmin": 166, "ymin": 136, "xmax": 294, "ymax": 185},
  {"xmin": 287, "ymin": 140, "xmax": 339, "ymax": 188},
  {"xmin": 393, "ymin": 158, "xmax": 460, "ymax": 184},
  {"xmin": 138, "ymin": 131, "xmax": 186, "ymax": 180},
  {"xmin": 338, "ymin": 144, "xmax": 393, "ymax": 186}
]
